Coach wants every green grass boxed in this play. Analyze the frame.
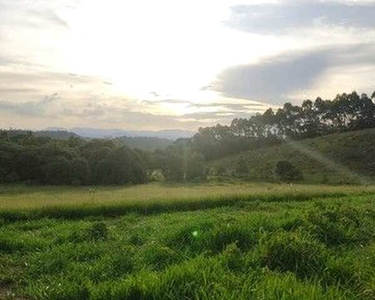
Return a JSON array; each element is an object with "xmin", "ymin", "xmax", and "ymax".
[
  {"xmin": 1, "ymin": 181, "xmax": 374, "ymax": 210},
  {"xmin": 1, "ymin": 183, "xmax": 375, "ymax": 299},
  {"xmin": 211, "ymin": 128, "xmax": 375, "ymax": 184}
]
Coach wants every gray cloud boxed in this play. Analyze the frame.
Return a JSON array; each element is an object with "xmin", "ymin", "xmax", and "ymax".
[
  {"xmin": 226, "ymin": 2, "xmax": 375, "ymax": 34},
  {"xmin": 144, "ymin": 99, "xmax": 193, "ymax": 105},
  {"xmin": 142, "ymin": 99, "xmax": 268, "ymax": 119},
  {"xmin": 0, "ymin": 89, "xmax": 264, "ymax": 129},
  {"xmin": 188, "ymin": 102, "xmax": 266, "ymax": 110},
  {"xmin": 183, "ymin": 111, "xmax": 260, "ymax": 122},
  {"xmin": 211, "ymin": 44, "xmax": 375, "ymax": 104},
  {"xmin": 0, "ymin": 69, "xmax": 107, "ymax": 91},
  {"xmin": 212, "ymin": 50, "xmax": 331, "ymax": 104},
  {"xmin": 0, "ymin": 0, "xmax": 72, "ymax": 30},
  {"xmin": 63, "ymin": 106, "xmax": 107, "ymax": 117},
  {"xmin": 0, "ymin": 88, "xmax": 38, "ymax": 93},
  {"xmin": 0, "ymin": 93, "xmax": 60, "ymax": 116},
  {"xmin": 0, "ymin": 55, "xmax": 45, "ymax": 68}
]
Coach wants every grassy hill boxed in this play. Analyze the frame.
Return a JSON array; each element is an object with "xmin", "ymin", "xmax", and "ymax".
[{"xmin": 210, "ymin": 128, "xmax": 375, "ymax": 184}]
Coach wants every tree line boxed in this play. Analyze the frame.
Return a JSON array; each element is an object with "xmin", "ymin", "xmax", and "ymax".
[
  {"xmin": 0, "ymin": 131, "xmax": 205, "ymax": 185},
  {"xmin": 1, "ymin": 91, "xmax": 374, "ymax": 185},
  {"xmin": 191, "ymin": 91, "xmax": 375, "ymax": 160},
  {"xmin": 0, "ymin": 132, "xmax": 148, "ymax": 185}
]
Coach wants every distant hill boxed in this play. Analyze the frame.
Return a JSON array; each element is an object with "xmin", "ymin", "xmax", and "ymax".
[
  {"xmin": 5, "ymin": 129, "xmax": 80, "ymax": 140},
  {"xmin": 115, "ymin": 136, "xmax": 173, "ymax": 151},
  {"xmin": 34, "ymin": 130, "xmax": 81, "ymax": 140},
  {"xmin": 46, "ymin": 127, "xmax": 196, "ymax": 140},
  {"xmin": 6, "ymin": 129, "xmax": 179, "ymax": 151},
  {"xmin": 210, "ymin": 128, "xmax": 375, "ymax": 184}
]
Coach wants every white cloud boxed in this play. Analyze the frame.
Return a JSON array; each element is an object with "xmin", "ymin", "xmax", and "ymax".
[{"xmin": 1, "ymin": 0, "xmax": 375, "ymax": 130}]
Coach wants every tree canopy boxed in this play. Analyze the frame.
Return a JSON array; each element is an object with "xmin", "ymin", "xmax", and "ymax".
[{"xmin": 192, "ymin": 91, "xmax": 375, "ymax": 160}]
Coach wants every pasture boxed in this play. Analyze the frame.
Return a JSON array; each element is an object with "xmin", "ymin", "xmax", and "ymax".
[
  {"xmin": 1, "ymin": 182, "xmax": 374, "ymax": 210},
  {"xmin": 1, "ymin": 182, "xmax": 375, "ymax": 299}
]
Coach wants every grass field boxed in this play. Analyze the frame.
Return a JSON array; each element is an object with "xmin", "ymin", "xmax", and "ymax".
[
  {"xmin": 211, "ymin": 128, "xmax": 375, "ymax": 184},
  {"xmin": 1, "ymin": 182, "xmax": 375, "ymax": 211},
  {"xmin": 1, "ymin": 183, "xmax": 375, "ymax": 299}
]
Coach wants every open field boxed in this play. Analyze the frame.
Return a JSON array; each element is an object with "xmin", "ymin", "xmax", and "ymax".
[
  {"xmin": 1, "ymin": 182, "xmax": 375, "ymax": 211},
  {"xmin": 1, "ymin": 183, "xmax": 375, "ymax": 299}
]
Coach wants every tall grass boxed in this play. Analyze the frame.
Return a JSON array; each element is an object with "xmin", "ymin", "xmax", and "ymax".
[
  {"xmin": 1, "ymin": 182, "xmax": 374, "ymax": 222},
  {"xmin": 1, "ymin": 182, "xmax": 374, "ymax": 210},
  {"xmin": 1, "ymin": 184, "xmax": 375, "ymax": 299}
]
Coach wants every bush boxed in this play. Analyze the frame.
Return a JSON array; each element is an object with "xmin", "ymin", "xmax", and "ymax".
[
  {"xmin": 275, "ymin": 161, "xmax": 303, "ymax": 182},
  {"xmin": 150, "ymin": 169, "xmax": 166, "ymax": 182},
  {"xmin": 235, "ymin": 159, "xmax": 248, "ymax": 177},
  {"xmin": 94, "ymin": 147, "xmax": 148, "ymax": 185}
]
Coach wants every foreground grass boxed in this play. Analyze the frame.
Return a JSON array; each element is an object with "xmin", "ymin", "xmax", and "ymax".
[{"xmin": 1, "ymin": 184, "xmax": 375, "ymax": 299}]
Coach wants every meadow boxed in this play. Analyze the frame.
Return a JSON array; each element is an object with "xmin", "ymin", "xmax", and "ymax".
[{"xmin": 1, "ymin": 182, "xmax": 375, "ymax": 299}]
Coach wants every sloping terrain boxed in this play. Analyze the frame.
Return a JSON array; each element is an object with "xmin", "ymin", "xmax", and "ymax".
[{"xmin": 210, "ymin": 128, "xmax": 375, "ymax": 184}]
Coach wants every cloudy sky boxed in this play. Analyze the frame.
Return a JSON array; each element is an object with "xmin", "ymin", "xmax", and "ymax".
[{"xmin": 1, "ymin": 0, "xmax": 375, "ymax": 131}]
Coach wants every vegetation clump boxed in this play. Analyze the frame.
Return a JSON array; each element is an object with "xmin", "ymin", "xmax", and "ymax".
[{"xmin": 275, "ymin": 160, "xmax": 304, "ymax": 182}]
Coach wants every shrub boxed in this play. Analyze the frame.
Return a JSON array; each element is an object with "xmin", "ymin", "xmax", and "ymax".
[
  {"xmin": 235, "ymin": 159, "xmax": 248, "ymax": 177},
  {"xmin": 275, "ymin": 161, "xmax": 303, "ymax": 182},
  {"xmin": 94, "ymin": 147, "xmax": 148, "ymax": 185},
  {"xmin": 150, "ymin": 169, "xmax": 166, "ymax": 182}
]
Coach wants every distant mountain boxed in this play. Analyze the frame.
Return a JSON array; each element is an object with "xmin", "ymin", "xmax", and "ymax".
[
  {"xmin": 46, "ymin": 127, "xmax": 196, "ymax": 140},
  {"xmin": 6, "ymin": 129, "xmax": 80, "ymax": 140},
  {"xmin": 115, "ymin": 136, "xmax": 173, "ymax": 151},
  {"xmin": 34, "ymin": 130, "xmax": 81, "ymax": 140}
]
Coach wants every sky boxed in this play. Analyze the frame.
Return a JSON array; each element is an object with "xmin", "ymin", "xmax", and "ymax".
[{"xmin": 1, "ymin": 0, "xmax": 375, "ymax": 131}]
